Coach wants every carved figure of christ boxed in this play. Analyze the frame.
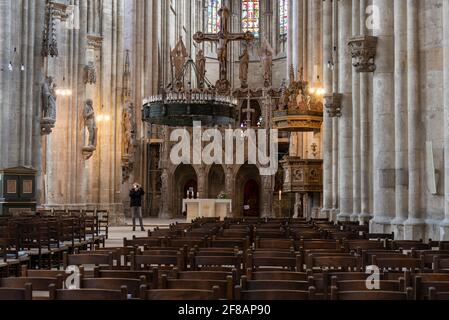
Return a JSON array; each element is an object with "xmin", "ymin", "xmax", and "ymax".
[{"xmin": 193, "ymin": 6, "xmax": 254, "ymax": 91}]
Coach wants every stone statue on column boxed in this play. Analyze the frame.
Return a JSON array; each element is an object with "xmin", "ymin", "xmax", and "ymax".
[
  {"xmin": 159, "ymin": 168, "xmax": 169, "ymax": 216},
  {"xmin": 123, "ymin": 102, "xmax": 137, "ymax": 157},
  {"xmin": 261, "ymin": 47, "xmax": 273, "ymax": 88},
  {"xmin": 260, "ymin": 174, "xmax": 274, "ymax": 218},
  {"xmin": 82, "ymin": 99, "xmax": 97, "ymax": 159},
  {"xmin": 84, "ymin": 61, "xmax": 97, "ymax": 85},
  {"xmin": 122, "ymin": 102, "xmax": 137, "ymax": 181},
  {"xmin": 239, "ymin": 47, "xmax": 249, "ymax": 88},
  {"xmin": 195, "ymin": 49, "xmax": 206, "ymax": 88},
  {"xmin": 41, "ymin": 76, "xmax": 57, "ymax": 135}
]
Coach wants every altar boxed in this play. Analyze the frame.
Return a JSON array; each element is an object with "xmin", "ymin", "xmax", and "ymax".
[{"xmin": 182, "ymin": 199, "xmax": 232, "ymax": 221}]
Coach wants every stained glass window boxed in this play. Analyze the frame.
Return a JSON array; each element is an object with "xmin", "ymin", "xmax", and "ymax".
[
  {"xmin": 207, "ymin": 0, "xmax": 222, "ymax": 33},
  {"xmin": 242, "ymin": 0, "xmax": 260, "ymax": 38},
  {"xmin": 279, "ymin": 0, "xmax": 288, "ymax": 38}
]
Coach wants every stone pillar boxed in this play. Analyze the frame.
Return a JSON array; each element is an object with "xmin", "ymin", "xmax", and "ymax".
[
  {"xmin": 359, "ymin": 0, "xmax": 372, "ymax": 223},
  {"xmin": 197, "ymin": 167, "xmax": 206, "ymax": 199},
  {"xmin": 392, "ymin": 0, "xmax": 408, "ymax": 239},
  {"xmin": 0, "ymin": 0, "xmax": 12, "ymax": 168},
  {"xmin": 441, "ymin": 0, "xmax": 449, "ymax": 239},
  {"xmin": 404, "ymin": 0, "xmax": 425, "ymax": 240},
  {"xmin": 260, "ymin": 175, "xmax": 274, "ymax": 218},
  {"xmin": 292, "ymin": 0, "xmax": 303, "ymax": 73},
  {"xmin": 337, "ymin": 0, "xmax": 353, "ymax": 222},
  {"xmin": 371, "ymin": 0, "xmax": 395, "ymax": 233},
  {"xmin": 330, "ymin": 0, "xmax": 339, "ymax": 221},
  {"xmin": 321, "ymin": 0, "xmax": 333, "ymax": 219},
  {"xmin": 286, "ymin": 0, "xmax": 293, "ymax": 71},
  {"xmin": 351, "ymin": 0, "xmax": 361, "ymax": 222}
]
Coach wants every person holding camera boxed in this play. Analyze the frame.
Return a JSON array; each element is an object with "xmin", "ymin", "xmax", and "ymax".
[{"xmin": 129, "ymin": 183, "xmax": 145, "ymax": 232}]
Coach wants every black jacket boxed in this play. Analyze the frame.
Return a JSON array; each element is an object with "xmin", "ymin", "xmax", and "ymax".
[{"xmin": 129, "ymin": 187, "xmax": 145, "ymax": 207}]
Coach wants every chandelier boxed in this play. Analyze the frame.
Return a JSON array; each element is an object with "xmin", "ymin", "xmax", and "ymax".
[{"xmin": 142, "ymin": 39, "xmax": 237, "ymax": 127}]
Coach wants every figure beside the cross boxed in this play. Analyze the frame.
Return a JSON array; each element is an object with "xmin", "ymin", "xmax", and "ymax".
[{"xmin": 193, "ymin": 6, "xmax": 254, "ymax": 94}]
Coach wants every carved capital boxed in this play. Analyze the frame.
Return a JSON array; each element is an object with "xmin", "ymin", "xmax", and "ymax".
[
  {"xmin": 51, "ymin": 2, "xmax": 69, "ymax": 21},
  {"xmin": 324, "ymin": 93, "xmax": 343, "ymax": 118},
  {"xmin": 87, "ymin": 34, "xmax": 103, "ymax": 50},
  {"xmin": 40, "ymin": 118, "xmax": 56, "ymax": 135},
  {"xmin": 348, "ymin": 35, "xmax": 378, "ymax": 73}
]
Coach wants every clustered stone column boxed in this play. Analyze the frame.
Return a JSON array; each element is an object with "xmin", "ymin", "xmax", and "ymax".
[
  {"xmin": 337, "ymin": 0, "xmax": 353, "ymax": 222},
  {"xmin": 351, "ymin": 0, "xmax": 361, "ymax": 222},
  {"xmin": 359, "ymin": 0, "xmax": 372, "ymax": 223},
  {"xmin": 391, "ymin": 0, "xmax": 408, "ymax": 238},
  {"xmin": 404, "ymin": 0, "xmax": 425, "ymax": 240},
  {"xmin": 321, "ymin": 0, "xmax": 333, "ymax": 219},
  {"xmin": 330, "ymin": 0, "xmax": 340, "ymax": 222},
  {"xmin": 442, "ymin": 0, "xmax": 449, "ymax": 239},
  {"xmin": 371, "ymin": 0, "xmax": 395, "ymax": 233}
]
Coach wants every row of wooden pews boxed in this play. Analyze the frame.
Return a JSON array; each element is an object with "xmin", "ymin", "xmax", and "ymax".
[
  {"xmin": 0, "ymin": 210, "xmax": 109, "ymax": 276},
  {"xmin": 1, "ymin": 217, "xmax": 449, "ymax": 300}
]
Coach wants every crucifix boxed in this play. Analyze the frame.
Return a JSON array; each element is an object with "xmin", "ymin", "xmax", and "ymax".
[
  {"xmin": 242, "ymin": 90, "xmax": 255, "ymax": 127},
  {"xmin": 193, "ymin": 6, "xmax": 254, "ymax": 94}
]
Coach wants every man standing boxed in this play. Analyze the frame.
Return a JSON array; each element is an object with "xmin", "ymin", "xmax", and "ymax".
[{"xmin": 129, "ymin": 183, "xmax": 145, "ymax": 232}]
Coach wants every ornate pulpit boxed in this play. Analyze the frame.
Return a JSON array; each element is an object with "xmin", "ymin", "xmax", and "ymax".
[
  {"xmin": 0, "ymin": 167, "xmax": 37, "ymax": 216},
  {"xmin": 280, "ymin": 157, "xmax": 323, "ymax": 193}
]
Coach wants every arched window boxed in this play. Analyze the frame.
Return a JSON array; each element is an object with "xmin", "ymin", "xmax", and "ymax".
[
  {"xmin": 279, "ymin": 0, "xmax": 288, "ymax": 39},
  {"xmin": 206, "ymin": 0, "xmax": 222, "ymax": 33},
  {"xmin": 242, "ymin": 0, "xmax": 260, "ymax": 38}
]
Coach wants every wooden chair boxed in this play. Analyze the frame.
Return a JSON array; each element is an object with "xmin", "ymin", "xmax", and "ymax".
[
  {"xmin": 93, "ymin": 266, "xmax": 158, "ymax": 289},
  {"xmin": 359, "ymin": 250, "xmax": 405, "ymax": 267},
  {"xmin": 255, "ymin": 238, "xmax": 295, "ymax": 250},
  {"xmin": 428, "ymin": 287, "xmax": 449, "ymax": 300},
  {"xmin": 363, "ymin": 232, "xmax": 394, "ymax": 240},
  {"xmin": 130, "ymin": 252, "xmax": 184, "ymax": 271},
  {"xmin": 307, "ymin": 254, "xmax": 362, "ymax": 272},
  {"xmin": 140, "ymin": 286, "xmax": 221, "ymax": 300},
  {"xmin": 190, "ymin": 254, "xmax": 243, "ymax": 274},
  {"xmin": 21, "ymin": 265, "xmax": 69, "ymax": 281},
  {"xmin": 0, "ymin": 284, "xmax": 32, "ymax": 300},
  {"xmin": 160, "ymin": 274, "xmax": 233, "ymax": 300},
  {"xmin": 372, "ymin": 256, "xmax": 423, "ymax": 272},
  {"xmin": 247, "ymin": 253, "xmax": 301, "ymax": 272},
  {"xmin": 169, "ymin": 267, "xmax": 237, "ymax": 283},
  {"xmin": 245, "ymin": 269, "xmax": 311, "ymax": 282},
  {"xmin": 331, "ymin": 278, "xmax": 405, "ymax": 292},
  {"xmin": 389, "ymin": 240, "xmax": 430, "ymax": 251},
  {"xmin": 330, "ymin": 286, "xmax": 413, "ymax": 300},
  {"xmin": 433, "ymin": 256, "xmax": 449, "ymax": 273},
  {"xmin": 414, "ymin": 274, "xmax": 449, "ymax": 300},
  {"xmin": 80, "ymin": 276, "xmax": 146, "ymax": 298},
  {"xmin": 240, "ymin": 275, "xmax": 313, "ymax": 292},
  {"xmin": 344, "ymin": 240, "xmax": 385, "ymax": 252},
  {"xmin": 48, "ymin": 284, "xmax": 128, "ymax": 300},
  {"xmin": 63, "ymin": 252, "xmax": 113, "ymax": 271},
  {"xmin": 234, "ymin": 285, "xmax": 316, "ymax": 300}
]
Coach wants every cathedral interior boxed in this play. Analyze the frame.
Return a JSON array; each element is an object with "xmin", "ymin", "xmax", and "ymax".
[{"xmin": 1, "ymin": 0, "xmax": 449, "ymax": 245}]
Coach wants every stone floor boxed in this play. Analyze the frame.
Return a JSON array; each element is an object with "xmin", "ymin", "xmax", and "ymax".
[{"xmin": 105, "ymin": 218, "xmax": 186, "ymax": 247}]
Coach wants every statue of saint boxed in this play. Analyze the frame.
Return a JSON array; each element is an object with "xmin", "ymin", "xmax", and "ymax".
[
  {"xmin": 42, "ymin": 76, "xmax": 57, "ymax": 120},
  {"xmin": 170, "ymin": 37, "xmax": 188, "ymax": 81},
  {"xmin": 83, "ymin": 99, "xmax": 97, "ymax": 148},
  {"xmin": 239, "ymin": 47, "xmax": 249, "ymax": 88},
  {"xmin": 123, "ymin": 102, "xmax": 136, "ymax": 156},
  {"xmin": 261, "ymin": 47, "xmax": 273, "ymax": 87},
  {"xmin": 279, "ymin": 86, "xmax": 290, "ymax": 110},
  {"xmin": 195, "ymin": 49, "xmax": 206, "ymax": 88}
]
